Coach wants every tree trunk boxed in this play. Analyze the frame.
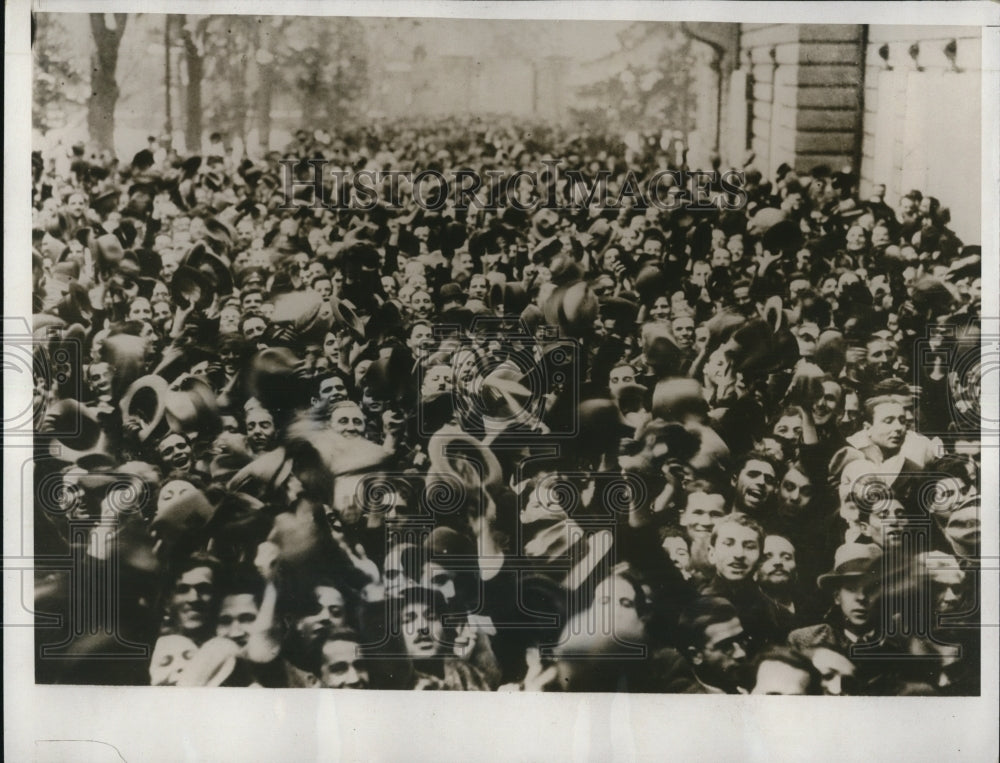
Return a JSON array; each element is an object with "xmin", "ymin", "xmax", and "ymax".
[
  {"xmin": 164, "ymin": 16, "xmax": 173, "ymax": 145},
  {"xmin": 230, "ymin": 23, "xmax": 249, "ymax": 152},
  {"xmin": 257, "ymin": 59, "xmax": 274, "ymax": 153},
  {"xmin": 87, "ymin": 13, "xmax": 128, "ymax": 154},
  {"xmin": 182, "ymin": 18, "xmax": 205, "ymax": 154}
]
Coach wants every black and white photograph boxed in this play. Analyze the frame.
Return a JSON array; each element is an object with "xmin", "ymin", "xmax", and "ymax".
[{"xmin": 5, "ymin": 1, "xmax": 999, "ymax": 760}]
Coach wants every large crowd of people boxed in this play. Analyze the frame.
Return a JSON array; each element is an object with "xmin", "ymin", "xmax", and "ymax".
[{"xmin": 31, "ymin": 119, "xmax": 982, "ymax": 694}]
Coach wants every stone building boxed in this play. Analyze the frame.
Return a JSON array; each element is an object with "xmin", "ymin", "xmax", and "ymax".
[{"xmin": 704, "ymin": 23, "xmax": 982, "ymax": 242}]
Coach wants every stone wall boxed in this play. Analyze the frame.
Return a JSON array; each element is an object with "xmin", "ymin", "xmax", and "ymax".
[
  {"xmin": 860, "ymin": 25, "xmax": 982, "ymax": 243},
  {"xmin": 723, "ymin": 23, "xmax": 982, "ymax": 244},
  {"xmin": 730, "ymin": 24, "xmax": 865, "ymax": 178}
]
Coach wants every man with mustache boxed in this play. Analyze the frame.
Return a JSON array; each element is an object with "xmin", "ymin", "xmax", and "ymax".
[
  {"xmin": 756, "ymin": 535, "xmax": 817, "ymax": 632},
  {"xmin": 397, "ymin": 586, "xmax": 491, "ymax": 691},
  {"xmin": 729, "ymin": 451, "xmax": 779, "ymax": 521},
  {"xmin": 700, "ymin": 514, "xmax": 786, "ymax": 647},
  {"xmin": 677, "ymin": 596, "xmax": 752, "ymax": 694}
]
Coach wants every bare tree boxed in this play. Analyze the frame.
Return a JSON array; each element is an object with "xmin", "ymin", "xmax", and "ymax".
[
  {"xmin": 181, "ymin": 16, "xmax": 209, "ymax": 153},
  {"xmin": 254, "ymin": 17, "xmax": 288, "ymax": 153},
  {"xmin": 87, "ymin": 13, "xmax": 128, "ymax": 152}
]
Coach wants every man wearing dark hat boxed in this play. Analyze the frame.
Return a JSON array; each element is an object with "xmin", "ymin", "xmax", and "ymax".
[{"xmin": 788, "ymin": 543, "xmax": 883, "ymax": 657}]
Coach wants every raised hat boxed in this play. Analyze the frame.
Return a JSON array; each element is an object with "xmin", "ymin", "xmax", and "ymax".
[
  {"xmin": 152, "ymin": 479, "xmax": 216, "ymax": 545},
  {"xmin": 184, "ymin": 242, "xmax": 233, "ymax": 297},
  {"xmin": 543, "ymin": 280, "xmax": 599, "ymax": 339},
  {"xmin": 163, "ymin": 374, "xmax": 221, "ymax": 438},
  {"xmin": 43, "ymin": 399, "xmax": 113, "ymax": 465},
  {"xmin": 170, "ymin": 265, "xmax": 214, "ymax": 310},
  {"xmin": 93, "ymin": 234, "xmax": 125, "ymax": 270},
  {"xmin": 120, "ymin": 374, "xmax": 169, "ymax": 443},
  {"xmin": 489, "ymin": 282, "xmax": 530, "ymax": 318}
]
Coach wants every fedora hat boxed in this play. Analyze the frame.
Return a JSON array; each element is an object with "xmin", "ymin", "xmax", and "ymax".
[
  {"xmin": 246, "ymin": 346, "xmax": 303, "ymax": 414},
  {"xmin": 90, "ymin": 189, "xmax": 120, "ymax": 217},
  {"xmin": 817, "ymin": 543, "xmax": 883, "ymax": 591},
  {"xmin": 365, "ymin": 300, "xmax": 404, "ymax": 344},
  {"xmin": 184, "ymin": 242, "xmax": 233, "ymax": 297},
  {"xmin": 362, "ymin": 345, "xmax": 414, "ymax": 403},
  {"xmin": 642, "ymin": 324, "xmax": 683, "ymax": 379},
  {"xmin": 747, "ymin": 206, "xmax": 787, "ymax": 238},
  {"xmin": 131, "ymin": 149, "xmax": 155, "ymax": 173},
  {"xmin": 120, "ymin": 375, "xmax": 169, "ymax": 443},
  {"xmin": 179, "ymin": 155, "xmax": 202, "ymax": 179},
  {"xmin": 135, "ymin": 249, "xmax": 164, "ymax": 280},
  {"xmin": 330, "ymin": 297, "xmax": 366, "ymax": 341},
  {"xmin": 93, "ymin": 233, "xmax": 125, "ymax": 271},
  {"xmin": 207, "ymin": 432, "xmax": 253, "ymax": 482},
  {"xmin": 651, "ymin": 378, "xmax": 707, "ymax": 422},
  {"xmin": 599, "ymin": 296, "xmax": 639, "ymax": 328},
  {"xmin": 479, "ymin": 362, "xmax": 535, "ymax": 423},
  {"xmin": 490, "ymin": 282, "xmax": 530, "ymax": 317},
  {"xmin": 614, "ymin": 382, "xmax": 650, "ymax": 417},
  {"xmin": 164, "ymin": 374, "xmax": 221, "ymax": 438},
  {"xmin": 762, "ymin": 219, "xmax": 803, "ymax": 256},
  {"xmin": 634, "ymin": 265, "xmax": 665, "ymax": 307},
  {"xmin": 438, "ymin": 282, "xmax": 467, "ymax": 306},
  {"xmin": 152, "ymin": 479, "xmax": 217, "ymax": 545},
  {"xmin": 427, "ymin": 424, "xmax": 503, "ymax": 492},
  {"xmin": 269, "ymin": 290, "xmax": 334, "ymax": 346},
  {"xmin": 203, "ymin": 218, "xmax": 236, "ymax": 251},
  {"xmin": 543, "ymin": 280, "xmax": 599, "ymax": 339},
  {"xmin": 170, "ymin": 265, "xmax": 213, "ymax": 310},
  {"xmin": 43, "ymin": 399, "xmax": 113, "ymax": 465}
]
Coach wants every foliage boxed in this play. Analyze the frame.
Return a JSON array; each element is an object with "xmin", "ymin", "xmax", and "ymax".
[
  {"xmin": 181, "ymin": 15, "xmax": 371, "ymax": 148},
  {"xmin": 279, "ymin": 16, "xmax": 370, "ymax": 129},
  {"xmin": 32, "ymin": 14, "xmax": 89, "ymax": 135},
  {"xmin": 569, "ymin": 23, "xmax": 698, "ymax": 136}
]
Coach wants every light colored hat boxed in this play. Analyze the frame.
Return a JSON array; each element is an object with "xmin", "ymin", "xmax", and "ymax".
[{"xmin": 817, "ymin": 543, "xmax": 882, "ymax": 591}]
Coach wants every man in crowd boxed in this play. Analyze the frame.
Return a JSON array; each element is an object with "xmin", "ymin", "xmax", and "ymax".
[{"xmin": 31, "ymin": 121, "xmax": 982, "ymax": 695}]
